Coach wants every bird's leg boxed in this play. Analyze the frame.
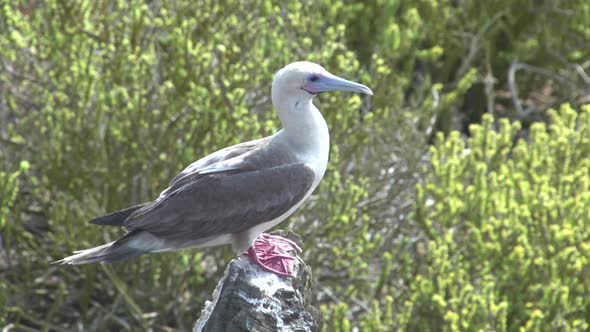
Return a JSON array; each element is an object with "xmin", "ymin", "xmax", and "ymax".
[{"xmin": 244, "ymin": 233, "xmax": 301, "ymax": 277}]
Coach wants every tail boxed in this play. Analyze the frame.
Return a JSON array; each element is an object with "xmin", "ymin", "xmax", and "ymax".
[
  {"xmin": 54, "ymin": 230, "xmax": 151, "ymax": 265},
  {"xmin": 89, "ymin": 204, "xmax": 146, "ymax": 226}
]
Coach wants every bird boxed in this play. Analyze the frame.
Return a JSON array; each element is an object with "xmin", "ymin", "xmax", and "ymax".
[{"xmin": 56, "ymin": 61, "xmax": 373, "ymax": 276}]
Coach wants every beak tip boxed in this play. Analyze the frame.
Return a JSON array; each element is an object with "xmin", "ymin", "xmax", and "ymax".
[{"xmin": 361, "ymin": 86, "xmax": 373, "ymax": 96}]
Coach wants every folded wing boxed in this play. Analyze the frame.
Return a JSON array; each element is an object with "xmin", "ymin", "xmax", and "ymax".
[{"xmin": 123, "ymin": 163, "xmax": 316, "ymax": 242}]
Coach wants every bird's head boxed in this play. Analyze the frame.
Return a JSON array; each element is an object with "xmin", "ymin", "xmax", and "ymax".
[{"xmin": 272, "ymin": 61, "xmax": 373, "ymax": 102}]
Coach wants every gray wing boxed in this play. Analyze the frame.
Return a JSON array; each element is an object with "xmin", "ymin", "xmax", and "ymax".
[
  {"xmin": 165, "ymin": 137, "xmax": 270, "ymax": 194},
  {"xmin": 123, "ymin": 163, "xmax": 316, "ymax": 241},
  {"xmin": 89, "ymin": 138, "xmax": 270, "ymax": 228}
]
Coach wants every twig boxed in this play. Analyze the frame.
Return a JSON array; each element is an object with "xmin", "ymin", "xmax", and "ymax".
[
  {"xmin": 0, "ymin": 136, "xmax": 26, "ymax": 147},
  {"xmin": 1, "ymin": 60, "xmax": 48, "ymax": 88},
  {"xmin": 212, "ymin": 51, "xmax": 237, "ymax": 115},
  {"xmin": 518, "ymin": 62, "xmax": 566, "ymax": 83},
  {"xmin": 315, "ymin": 282, "xmax": 342, "ymax": 304},
  {"xmin": 3, "ymin": 309, "xmax": 71, "ymax": 332},
  {"xmin": 574, "ymin": 63, "xmax": 590, "ymax": 84},
  {"xmin": 506, "ymin": 62, "xmax": 521, "ymax": 116},
  {"xmin": 425, "ymin": 86, "xmax": 440, "ymax": 138},
  {"xmin": 508, "ymin": 60, "xmax": 566, "ymax": 118},
  {"xmin": 483, "ymin": 72, "xmax": 496, "ymax": 115},
  {"xmin": 164, "ymin": 107, "xmax": 198, "ymax": 134},
  {"xmin": 101, "ymin": 265, "xmax": 145, "ymax": 324},
  {"xmin": 455, "ymin": 11, "xmax": 505, "ymax": 79}
]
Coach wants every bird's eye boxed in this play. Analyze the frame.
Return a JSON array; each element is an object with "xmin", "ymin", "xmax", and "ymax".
[{"xmin": 309, "ymin": 75, "xmax": 320, "ymax": 82}]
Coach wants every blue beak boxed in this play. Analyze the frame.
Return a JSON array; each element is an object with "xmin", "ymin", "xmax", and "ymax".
[{"xmin": 303, "ymin": 72, "xmax": 373, "ymax": 95}]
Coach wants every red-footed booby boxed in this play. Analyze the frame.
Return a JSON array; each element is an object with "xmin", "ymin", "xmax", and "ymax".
[{"xmin": 56, "ymin": 61, "xmax": 372, "ymax": 276}]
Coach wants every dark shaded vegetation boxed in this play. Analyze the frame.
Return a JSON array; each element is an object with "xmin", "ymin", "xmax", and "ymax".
[{"xmin": 1, "ymin": 0, "xmax": 589, "ymax": 331}]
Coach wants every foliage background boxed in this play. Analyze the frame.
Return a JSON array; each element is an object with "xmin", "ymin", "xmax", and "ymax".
[{"xmin": 1, "ymin": 0, "xmax": 589, "ymax": 331}]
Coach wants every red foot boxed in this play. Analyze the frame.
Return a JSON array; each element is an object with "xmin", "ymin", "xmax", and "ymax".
[{"xmin": 244, "ymin": 233, "xmax": 301, "ymax": 276}]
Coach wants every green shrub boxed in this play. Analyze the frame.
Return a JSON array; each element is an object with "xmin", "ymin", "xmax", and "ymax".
[
  {"xmin": 1, "ymin": 0, "xmax": 588, "ymax": 330},
  {"xmin": 0, "ymin": 160, "xmax": 29, "ymax": 327},
  {"xmin": 411, "ymin": 104, "xmax": 589, "ymax": 331},
  {"xmin": 1, "ymin": 1, "xmax": 428, "ymax": 329},
  {"xmin": 324, "ymin": 104, "xmax": 590, "ymax": 331}
]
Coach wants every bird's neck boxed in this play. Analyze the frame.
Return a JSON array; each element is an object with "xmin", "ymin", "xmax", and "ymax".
[{"xmin": 273, "ymin": 94, "xmax": 330, "ymax": 177}]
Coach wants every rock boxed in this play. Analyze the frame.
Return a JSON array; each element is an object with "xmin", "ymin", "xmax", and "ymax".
[{"xmin": 194, "ymin": 231, "xmax": 322, "ymax": 332}]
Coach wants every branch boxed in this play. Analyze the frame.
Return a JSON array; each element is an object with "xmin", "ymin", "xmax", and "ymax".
[{"xmin": 508, "ymin": 60, "xmax": 566, "ymax": 118}]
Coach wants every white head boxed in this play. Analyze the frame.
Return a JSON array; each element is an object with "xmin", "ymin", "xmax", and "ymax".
[
  {"xmin": 272, "ymin": 61, "xmax": 372, "ymax": 103},
  {"xmin": 271, "ymin": 61, "xmax": 372, "ymax": 129}
]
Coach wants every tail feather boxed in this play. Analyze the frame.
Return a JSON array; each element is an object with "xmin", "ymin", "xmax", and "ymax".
[
  {"xmin": 54, "ymin": 242, "xmax": 115, "ymax": 265},
  {"xmin": 89, "ymin": 204, "xmax": 146, "ymax": 226},
  {"xmin": 54, "ymin": 230, "xmax": 151, "ymax": 265}
]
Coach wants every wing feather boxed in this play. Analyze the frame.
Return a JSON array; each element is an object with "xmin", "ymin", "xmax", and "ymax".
[
  {"xmin": 161, "ymin": 137, "xmax": 270, "ymax": 197},
  {"xmin": 123, "ymin": 163, "xmax": 316, "ymax": 241}
]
